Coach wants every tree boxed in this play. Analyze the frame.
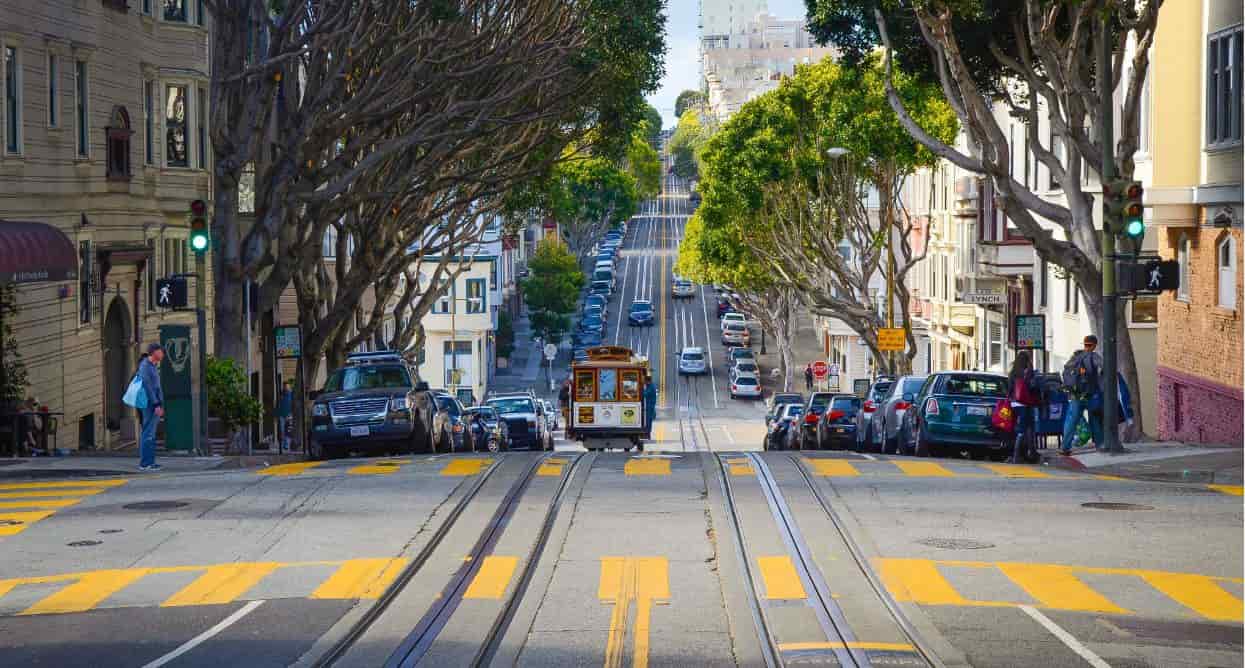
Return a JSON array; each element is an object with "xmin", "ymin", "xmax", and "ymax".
[
  {"xmin": 541, "ymin": 156, "xmax": 640, "ymax": 264},
  {"xmin": 669, "ymin": 109, "xmax": 711, "ymax": 180},
  {"xmin": 806, "ymin": 0, "xmax": 1159, "ymax": 437},
  {"xmin": 626, "ymin": 132, "xmax": 662, "ymax": 200},
  {"xmin": 206, "ymin": 356, "xmax": 262, "ymax": 453},
  {"xmin": 684, "ymin": 56, "xmax": 956, "ymax": 375},
  {"xmin": 0, "ymin": 284, "xmax": 27, "ymax": 406},
  {"xmin": 675, "ymin": 89, "xmax": 706, "ymax": 118},
  {"xmin": 641, "ymin": 104, "xmax": 664, "ymax": 148},
  {"xmin": 522, "ymin": 240, "xmax": 586, "ymax": 343}
]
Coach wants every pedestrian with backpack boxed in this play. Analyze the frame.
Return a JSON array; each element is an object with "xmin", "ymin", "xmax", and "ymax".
[
  {"xmin": 1060, "ymin": 335, "xmax": 1104, "ymax": 454},
  {"xmin": 1006, "ymin": 351, "xmax": 1041, "ymax": 463}
]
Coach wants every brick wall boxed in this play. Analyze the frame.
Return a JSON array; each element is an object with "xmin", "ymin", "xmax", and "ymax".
[{"xmin": 1156, "ymin": 223, "xmax": 1244, "ymax": 445}]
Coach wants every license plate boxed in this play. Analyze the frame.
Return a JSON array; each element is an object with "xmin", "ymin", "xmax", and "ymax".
[
  {"xmin": 835, "ymin": 428, "xmax": 846, "ymax": 434},
  {"xmin": 349, "ymin": 426, "xmax": 370, "ymax": 437},
  {"xmin": 966, "ymin": 406, "xmax": 990, "ymax": 416}
]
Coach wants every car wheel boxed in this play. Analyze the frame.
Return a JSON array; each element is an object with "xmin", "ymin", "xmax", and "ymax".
[
  {"xmin": 438, "ymin": 430, "xmax": 452, "ymax": 453},
  {"xmin": 857, "ymin": 426, "xmax": 871, "ymax": 452},
  {"xmin": 308, "ymin": 439, "xmax": 327, "ymax": 461},
  {"xmin": 913, "ymin": 427, "xmax": 930, "ymax": 457}
]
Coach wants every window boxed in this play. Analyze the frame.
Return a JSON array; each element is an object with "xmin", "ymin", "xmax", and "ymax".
[
  {"xmin": 1130, "ymin": 296, "xmax": 1158, "ymax": 324},
  {"xmin": 46, "ymin": 53, "xmax": 57, "ymax": 128},
  {"xmin": 165, "ymin": 84, "xmax": 188, "ymax": 166},
  {"xmin": 322, "ymin": 227, "xmax": 337, "ymax": 258},
  {"xmin": 1048, "ymin": 124, "xmax": 1063, "ymax": 190},
  {"xmin": 1177, "ymin": 235, "xmax": 1191, "ymax": 302},
  {"xmin": 163, "ymin": 0, "xmax": 188, "ymax": 22},
  {"xmin": 74, "ymin": 60, "xmax": 87, "ymax": 157},
  {"xmin": 1207, "ymin": 27, "xmax": 1243, "ymax": 147},
  {"xmin": 3, "ymin": 46, "xmax": 19, "ymax": 154},
  {"xmin": 105, "ymin": 106, "xmax": 132, "ymax": 180},
  {"xmin": 432, "ymin": 279, "xmax": 451, "ymax": 314},
  {"xmin": 196, "ymin": 86, "xmax": 206, "ymax": 168},
  {"xmin": 163, "ymin": 237, "xmax": 187, "ymax": 276},
  {"xmin": 142, "ymin": 0, "xmax": 151, "ymax": 15},
  {"xmin": 988, "ymin": 321, "xmax": 1004, "ymax": 369},
  {"xmin": 1218, "ymin": 235, "xmax": 1237, "ymax": 309},
  {"xmin": 575, "ymin": 370, "xmax": 596, "ymax": 402},
  {"xmin": 465, "ymin": 278, "xmax": 486, "ymax": 313},
  {"xmin": 1038, "ymin": 258, "xmax": 1048, "ymax": 308},
  {"xmin": 442, "ymin": 340, "xmax": 472, "ymax": 387},
  {"xmin": 196, "ymin": 0, "xmax": 204, "ymax": 25},
  {"xmin": 489, "ymin": 260, "xmax": 497, "ymax": 290},
  {"xmin": 143, "ymin": 81, "xmax": 154, "ymax": 164},
  {"xmin": 598, "ymin": 369, "xmax": 617, "ymax": 401},
  {"xmin": 1023, "ymin": 126, "xmax": 1031, "ymax": 189},
  {"xmin": 79, "ymin": 240, "xmax": 92, "ymax": 324}
]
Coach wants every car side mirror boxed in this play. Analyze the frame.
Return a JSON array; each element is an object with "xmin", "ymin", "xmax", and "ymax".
[{"xmin": 903, "ymin": 393, "xmax": 914, "ymax": 403}]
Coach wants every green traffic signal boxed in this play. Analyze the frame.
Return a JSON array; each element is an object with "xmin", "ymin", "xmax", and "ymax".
[
  {"xmin": 189, "ymin": 231, "xmax": 210, "ymax": 252},
  {"xmin": 1125, "ymin": 217, "xmax": 1145, "ymax": 239},
  {"xmin": 188, "ymin": 199, "xmax": 209, "ymax": 255}
]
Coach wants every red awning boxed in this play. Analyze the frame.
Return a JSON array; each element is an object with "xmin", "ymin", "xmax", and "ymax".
[{"xmin": 0, "ymin": 221, "xmax": 78, "ymax": 284}]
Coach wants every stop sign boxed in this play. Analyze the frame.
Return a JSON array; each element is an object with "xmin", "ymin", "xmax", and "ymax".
[{"xmin": 811, "ymin": 361, "xmax": 829, "ymax": 378}]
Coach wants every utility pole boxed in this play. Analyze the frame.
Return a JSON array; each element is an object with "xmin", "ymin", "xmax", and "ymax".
[
  {"xmin": 885, "ymin": 165, "xmax": 896, "ymax": 377},
  {"xmin": 1098, "ymin": 14, "xmax": 1122, "ymax": 452},
  {"xmin": 188, "ymin": 199, "xmax": 211, "ymax": 456}
]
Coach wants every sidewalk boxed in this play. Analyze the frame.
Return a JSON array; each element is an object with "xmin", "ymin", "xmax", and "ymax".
[
  {"xmin": 0, "ymin": 450, "xmax": 304, "ymax": 479},
  {"xmin": 1042, "ymin": 441, "xmax": 1243, "ymax": 485},
  {"xmin": 750, "ymin": 310, "xmax": 824, "ymax": 398},
  {"xmin": 490, "ymin": 309, "xmax": 567, "ymax": 402}
]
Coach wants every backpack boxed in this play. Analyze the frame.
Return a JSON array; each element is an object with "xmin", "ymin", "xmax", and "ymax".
[
  {"xmin": 1062, "ymin": 352, "xmax": 1098, "ymax": 395},
  {"xmin": 1011, "ymin": 371, "xmax": 1040, "ymax": 406}
]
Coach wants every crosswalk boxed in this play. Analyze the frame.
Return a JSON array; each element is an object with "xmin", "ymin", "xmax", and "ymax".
[
  {"xmin": 803, "ymin": 457, "xmax": 1244, "ymax": 494},
  {"xmin": 256, "ymin": 457, "xmax": 493, "ymax": 477},
  {"xmin": 0, "ymin": 479, "xmax": 128, "ymax": 537}
]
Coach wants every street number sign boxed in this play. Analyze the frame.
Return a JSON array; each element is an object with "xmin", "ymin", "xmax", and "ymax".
[
  {"xmin": 876, "ymin": 328, "xmax": 905, "ymax": 352},
  {"xmin": 1014, "ymin": 314, "xmax": 1045, "ymax": 350},
  {"xmin": 811, "ymin": 361, "xmax": 829, "ymax": 378}
]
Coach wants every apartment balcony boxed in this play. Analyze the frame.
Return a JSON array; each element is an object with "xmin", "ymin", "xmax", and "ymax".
[{"xmin": 977, "ymin": 241, "xmax": 1035, "ymax": 278}]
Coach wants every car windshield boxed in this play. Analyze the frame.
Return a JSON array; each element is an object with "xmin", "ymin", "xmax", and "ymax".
[
  {"xmin": 735, "ymin": 377, "xmax": 757, "ymax": 386},
  {"xmin": 630, "ymin": 303, "xmax": 652, "ymax": 313},
  {"xmin": 736, "ymin": 362, "xmax": 757, "ymax": 372},
  {"xmin": 434, "ymin": 396, "xmax": 462, "ymax": 415},
  {"xmin": 943, "ymin": 376, "xmax": 1007, "ymax": 397},
  {"xmin": 726, "ymin": 323, "xmax": 746, "ymax": 331},
  {"xmin": 323, "ymin": 366, "xmax": 411, "ymax": 392},
  {"xmin": 592, "ymin": 281, "xmax": 610, "ymax": 289},
  {"xmin": 809, "ymin": 394, "xmax": 832, "ymax": 409},
  {"xmin": 466, "ymin": 408, "xmax": 498, "ymax": 420},
  {"xmin": 785, "ymin": 406, "xmax": 803, "ymax": 417},
  {"xmin": 487, "ymin": 398, "xmax": 535, "ymax": 414},
  {"xmin": 871, "ymin": 383, "xmax": 894, "ymax": 400},
  {"xmin": 732, "ymin": 350, "xmax": 754, "ymax": 358},
  {"xmin": 682, "ymin": 351, "xmax": 704, "ymax": 361},
  {"xmin": 831, "ymin": 397, "xmax": 859, "ymax": 412},
  {"xmin": 900, "ymin": 377, "xmax": 927, "ymax": 395}
]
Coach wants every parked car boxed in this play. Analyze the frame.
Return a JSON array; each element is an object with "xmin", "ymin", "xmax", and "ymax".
[
  {"xmin": 721, "ymin": 321, "xmax": 751, "ymax": 346},
  {"xmin": 428, "ymin": 391, "xmax": 469, "ymax": 452},
  {"xmin": 855, "ymin": 377, "xmax": 896, "ymax": 451},
  {"xmin": 486, "ymin": 393, "xmax": 548, "ymax": 450},
  {"xmin": 725, "ymin": 347, "xmax": 755, "ymax": 364},
  {"xmin": 308, "ymin": 352, "xmax": 436, "ymax": 459},
  {"xmin": 628, "ymin": 300, "xmax": 655, "ymax": 326},
  {"xmin": 729, "ymin": 373, "xmax": 762, "ymax": 399},
  {"xmin": 590, "ymin": 280, "xmax": 612, "ymax": 298},
  {"xmin": 716, "ymin": 297, "xmax": 733, "ymax": 318},
  {"xmin": 873, "ymin": 375, "xmax": 928, "ymax": 453},
  {"xmin": 672, "ymin": 278, "xmax": 696, "ymax": 298},
  {"xmin": 765, "ymin": 404, "xmax": 803, "ymax": 450},
  {"xmin": 903, "ymin": 372, "xmax": 1009, "ymax": 459},
  {"xmin": 720, "ymin": 312, "xmax": 747, "ymax": 332},
  {"xmin": 729, "ymin": 359, "xmax": 759, "ymax": 381},
  {"xmin": 798, "ymin": 392, "xmax": 837, "ymax": 449},
  {"xmin": 579, "ymin": 314, "xmax": 605, "ymax": 336},
  {"xmin": 573, "ymin": 330, "xmax": 603, "ymax": 348},
  {"xmin": 542, "ymin": 399, "xmax": 560, "ymax": 432},
  {"xmin": 764, "ymin": 392, "xmax": 804, "ymax": 426},
  {"xmin": 585, "ymin": 293, "xmax": 607, "ymax": 311},
  {"xmin": 678, "ymin": 347, "xmax": 708, "ymax": 375},
  {"xmin": 817, "ymin": 394, "xmax": 862, "ymax": 450},
  {"xmin": 464, "ymin": 406, "xmax": 508, "ymax": 452}
]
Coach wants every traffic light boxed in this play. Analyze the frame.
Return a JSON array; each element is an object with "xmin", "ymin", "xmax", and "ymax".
[
  {"xmin": 1121, "ymin": 181, "xmax": 1144, "ymax": 240},
  {"xmin": 188, "ymin": 199, "xmax": 209, "ymax": 255}
]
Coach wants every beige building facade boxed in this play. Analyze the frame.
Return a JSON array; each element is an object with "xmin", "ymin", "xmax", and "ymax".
[{"xmin": 1, "ymin": 0, "xmax": 212, "ymax": 450}]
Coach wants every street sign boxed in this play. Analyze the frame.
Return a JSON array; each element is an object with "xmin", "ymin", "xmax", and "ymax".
[
  {"xmin": 544, "ymin": 343, "xmax": 558, "ymax": 361},
  {"xmin": 1120, "ymin": 259, "xmax": 1179, "ymax": 294},
  {"xmin": 1014, "ymin": 314, "xmax": 1045, "ymax": 350},
  {"xmin": 959, "ymin": 291, "xmax": 1006, "ymax": 305},
  {"xmin": 274, "ymin": 326, "xmax": 301, "ymax": 359},
  {"xmin": 876, "ymin": 327, "xmax": 905, "ymax": 351},
  {"xmin": 155, "ymin": 278, "xmax": 188, "ymax": 309},
  {"xmin": 811, "ymin": 360, "xmax": 829, "ymax": 379}
]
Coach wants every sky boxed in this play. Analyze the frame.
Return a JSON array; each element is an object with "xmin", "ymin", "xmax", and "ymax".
[{"xmin": 647, "ymin": 0, "xmax": 809, "ymax": 129}]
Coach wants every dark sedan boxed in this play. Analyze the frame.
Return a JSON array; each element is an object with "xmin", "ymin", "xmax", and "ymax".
[
  {"xmin": 765, "ymin": 404, "xmax": 803, "ymax": 450},
  {"xmin": 628, "ymin": 300, "xmax": 655, "ymax": 326},
  {"xmin": 464, "ymin": 406, "xmax": 508, "ymax": 452},
  {"xmin": 903, "ymin": 372, "xmax": 1009, "ymax": 459},
  {"xmin": 817, "ymin": 395, "xmax": 862, "ymax": 450},
  {"xmin": 797, "ymin": 392, "xmax": 837, "ymax": 449}
]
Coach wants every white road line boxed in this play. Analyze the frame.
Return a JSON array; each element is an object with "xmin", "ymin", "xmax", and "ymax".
[
  {"xmin": 698, "ymin": 282, "xmax": 720, "ymax": 408},
  {"xmin": 142, "ymin": 600, "xmax": 264, "ymax": 668},
  {"xmin": 1019, "ymin": 605, "xmax": 1112, "ymax": 668},
  {"xmin": 860, "ymin": 453, "xmax": 878, "ymax": 461}
]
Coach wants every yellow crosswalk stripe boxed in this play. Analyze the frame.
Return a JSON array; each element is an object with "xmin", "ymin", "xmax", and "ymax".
[
  {"xmin": 22, "ymin": 569, "xmax": 151, "ymax": 615},
  {"xmin": 757, "ymin": 556, "xmax": 806, "ymax": 599},
  {"xmin": 875, "ymin": 558, "xmax": 975, "ymax": 606},
  {"xmin": 311, "ymin": 558, "xmax": 408, "ymax": 600},
  {"xmin": 0, "ymin": 510, "xmax": 57, "ymax": 536},
  {"xmin": 0, "ymin": 479, "xmax": 128, "ymax": 491},
  {"xmin": 625, "ymin": 458, "xmax": 671, "ymax": 476},
  {"xmin": 463, "ymin": 556, "xmax": 519, "ymax": 599},
  {"xmin": 347, "ymin": 460, "xmax": 410, "ymax": 475},
  {"xmin": 892, "ymin": 461, "xmax": 956, "ymax": 477},
  {"xmin": 1139, "ymin": 572, "xmax": 1243, "ymax": 622},
  {"xmin": 538, "ymin": 459, "xmax": 569, "ymax": 477},
  {"xmin": 0, "ymin": 488, "xmax": 108, "ymax": 499},
  {"xmin": 996, "ymin": 563, "xmax": 1129, "ymax": 614},
  {"xmin": 258, "ymin": 462, "xmax": 324, "ymax": 476},
  {"xmin": 161, "ymin": 563, "xmax": 282, "ymax": 606},
  {"xmin": 805, "ymin": 459, "xmax": 860, "ymax": 477},
  {"xmin": 1207, "ymin": 484, "xmax": 1243, "ymax": 496},
  {"xmin": 0, "ymin": 499, "xmax": 82, "ymax": 510},
  {"xmin": 440, "ymin": 459, "xmax": 490, "ymax": 476}
]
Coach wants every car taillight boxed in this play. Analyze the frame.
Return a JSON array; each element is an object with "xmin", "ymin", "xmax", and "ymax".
[
  {"xmin": 827, "ymin": 410, "xmax": 845, "ymax": 421},
  {"xmin": 895, "ymin": 401, "xmax": 910, "ymax": 411},
  {"xmin": 863, "ymin": 401, "xmax": 876, "ymax": 413},
  {"xmin": 804, "ymin": 413, "xmax": 819, "ymax": 424},
  {"xmin": 925, "ymin": 398, "xmax": 939, "ymax": 416}
]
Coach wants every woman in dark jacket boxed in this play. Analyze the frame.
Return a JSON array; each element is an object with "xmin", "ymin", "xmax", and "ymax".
[{"xmin": 1006, "ymin": 351, "xmax": 1041, "ymax": 463}]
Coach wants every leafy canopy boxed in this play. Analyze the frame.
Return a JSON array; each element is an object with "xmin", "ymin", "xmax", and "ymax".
[{"xmin": 521, "ymin": 240, "xmax": 586, "ymax": 342}]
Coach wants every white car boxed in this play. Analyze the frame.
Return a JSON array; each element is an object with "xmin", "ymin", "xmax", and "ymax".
[
  {"xmin": 720, "ymin": 312, "xmax": 746, "ymax": 332},
  {"xmin": 678, "ymin": 347, "xmax": 708, "ymax": 375},
  {"xmin": 672, "ymin": 278, "xmax": 696, "ymax": 298},
  {"xmin": 721, "ymin": 321, "xmax": 751, "ymax": 346},
  {"xmin": 729, "ymin": 359, "xmax": 760, "ymax": 380},
  {"xmin": 729, "ymin": 373, "xmax": 762, "ymax": 399}
]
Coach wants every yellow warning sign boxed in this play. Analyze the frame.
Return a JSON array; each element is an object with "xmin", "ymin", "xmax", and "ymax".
[{"xmin": 877, "ymin": 328, "xmax": 906, "ymax": 352}]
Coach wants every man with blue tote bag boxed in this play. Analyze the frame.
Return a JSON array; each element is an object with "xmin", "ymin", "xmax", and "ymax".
[{"xmin": 129, "ymin": 344, "xmax": 166, "ymax": 470}]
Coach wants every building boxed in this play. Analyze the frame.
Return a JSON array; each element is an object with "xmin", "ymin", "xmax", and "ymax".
[
  {"xmin": 700, "ymin": 9, "xmax": 835, "ymax": 122},
  {"xmin": 1153, "ymin": 0, "xmax": 1243, "ymax": 445},
  {"xmin": 1, "ymin": 0, "xmax": 212, "ymax": 450},
  {"xmin": 699, "ymin": 0, "xmax": 768, "ymax": 56}
]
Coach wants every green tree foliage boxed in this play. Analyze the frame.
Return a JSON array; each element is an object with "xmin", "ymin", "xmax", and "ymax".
[
  {"xmin": 206, "ymin": 356, "xmax": 262, "ymax": 451},
  {"xmin": 669, "ymin": 110, "xmax": 711, "ymax": 180},
  {"xmin": 0, "ymin": 284, "xmax": 28, "ymax": 405},
  {"xmin": 674, "ymin": 89, "xmax": 706, "ymax": 118},
  {"xmin": 641, "ymin": 104, "xmax": 664, "ymax": 148},
  {"xmin": 626, "ymin": 133, "xmax": 662, "ymax": 200},
  {"xmin": 521, "ymin": 240, "xmax": 586, "ymax": 343},
  {"xmin": 496, "ymin": 311, "xmax": 516, "ymax": 360},
  {"xmin": 543, "ymin": 156, "xmax": 639, "ymax": 261}
]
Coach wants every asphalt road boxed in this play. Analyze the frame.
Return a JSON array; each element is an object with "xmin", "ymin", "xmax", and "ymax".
[{"xmin": 0, "ymin": 170, "xmax": 1238, "ymax": 668}]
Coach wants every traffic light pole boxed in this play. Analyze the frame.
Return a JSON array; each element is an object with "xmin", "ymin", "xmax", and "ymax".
[
  {"xmin": 1098, "ymin": 15, "xmax": 1121, "ymax": 453},
  {"xmin": 195, "ymin": 253, "xmax": 209, "ymax": 456}
]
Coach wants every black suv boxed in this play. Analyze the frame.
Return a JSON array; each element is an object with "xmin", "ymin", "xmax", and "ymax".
[
  {"xmin": 308, "ymin": 352, "xmax": 435, "ymax": 459},
  {"xmin": 485, "ymin": 393, "xmax": 548, "ymax": 450}
]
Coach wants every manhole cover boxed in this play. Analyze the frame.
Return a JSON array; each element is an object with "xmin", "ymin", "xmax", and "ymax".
[
  {"xmin": 916, "ymin": 538, "xmax": 995, "ymax": 550},
  {"xmin": 1081, "ymin": 502, "xmax": 1154, "ymax": 511},
  {"xmin": 0, "ymin": 519, "xmax": 23, "ymax": 527},
  {"xmin": 123, "ymin": 501, "xmax": 190, "ymax": 511},
  {"xmin": 67, "ymin": 540, "xmax": 102, "ymax": 547},
  {"xmin": 98, "ymin": 529, "xmax": 124, "ymax": 534}
]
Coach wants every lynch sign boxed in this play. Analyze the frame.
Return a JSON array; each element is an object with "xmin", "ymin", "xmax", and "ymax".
[{"xmin": 959, "ymin": 291, "xmax": 1005, "ymax": 305}]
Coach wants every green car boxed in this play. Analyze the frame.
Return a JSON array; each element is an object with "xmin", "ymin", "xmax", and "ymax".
[{"xmin": 903, "ymin": 371, "xmax": 1009, "ymax": 459}]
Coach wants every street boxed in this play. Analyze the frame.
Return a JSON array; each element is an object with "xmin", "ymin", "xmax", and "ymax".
[{"xmin": 0, "ymin": 173, "xmax": 1239, "ymax": 668}]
